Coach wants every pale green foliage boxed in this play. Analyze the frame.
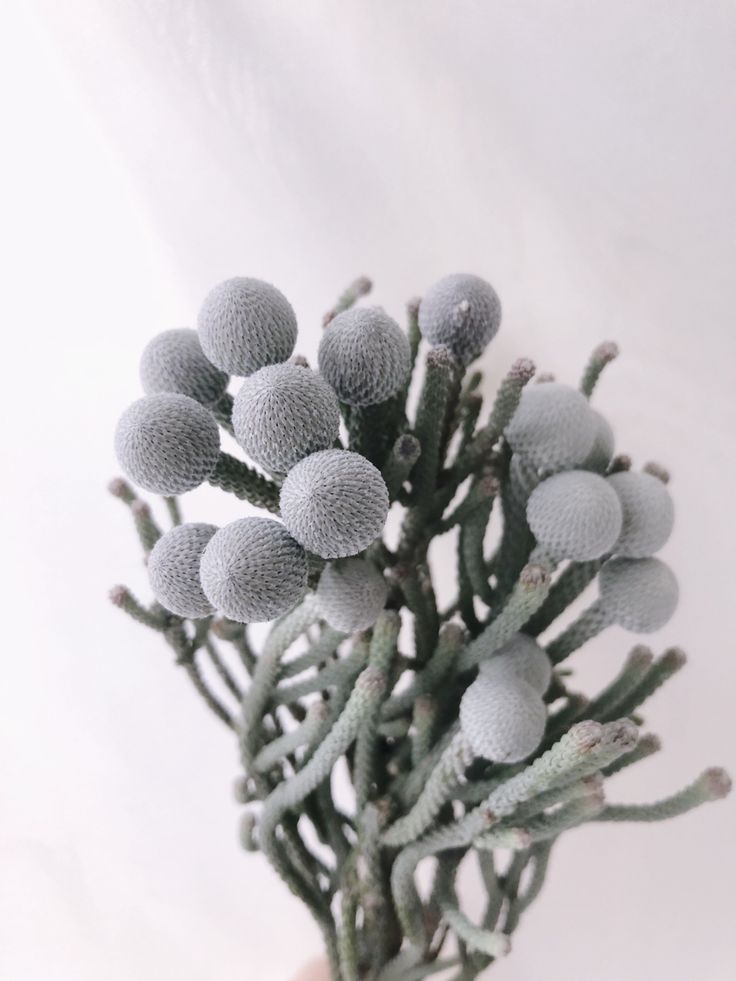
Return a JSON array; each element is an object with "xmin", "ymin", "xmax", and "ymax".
[{"xmin": 109, "ymin": 275, "xmax": 729, "ymax": 980}]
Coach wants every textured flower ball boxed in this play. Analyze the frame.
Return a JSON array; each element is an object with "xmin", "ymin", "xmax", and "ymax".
[
  {"xmin": 148, "ymin": 523, "xmax": 218, "ymax": 618},
  {"xmin": 140, "ymin": 328, "xmax": 229, "ymax": 405},
  {"xmin": 460, "ymin": 673, "xmax": 546, "ymax": 763},
  {"xmin": 315, "ymin": 558, "xmax": 388, "ymax": 632},
  {"xmin": 581, "ymin": 410, "xmax": 615, "ymax": 473},
  {"xmin": 317, "ymin": 307, "xmax": 410, "ymax": 406},
  {"xmin": 482, "ymin": 633, "xmax": 552, "ymax": 694},
  {"xmin": 114, "ymin": 393, "xmax": 220, "ymax": 495},
  {"xmin": 232, "ymin": 363, "xmax": 340, "ymax": 473},
  {"xmin": 418, "ymin": 273, "xmax": 502, "ymax": 365},
  {"xmin": 199, "ymin": 517, "xmax": 307, "ymax": 623},
  {"xmin": 197, "ymin": 277, "xmax": 297, "ymax": 376},
  {"xmin": 280, "ymin": 449, "xmax": 389, "ymax": 558},
  {"xmin": 506, "ymin": 382, "xmax": 597, "ymax": 471},
  {"xmin": 599, "ymin": 557, "xmax": 679, "ymax": 632},
  {"xmin": 527, "ymin": 470, "xmax": 622, "ymax": 562},
  {"xmin": 607, "ymin": 471, "xmax": 675, "ymax": 558}
]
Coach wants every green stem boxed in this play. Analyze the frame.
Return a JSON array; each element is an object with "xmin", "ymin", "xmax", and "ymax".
[
  {"xmin": 580, "ymin": 341, "xmax": 619, "ymax": 399},
  {"xmin": 163, "ymin": 495, "xmax": 182, "ymax": 526},
  {"xmin": 602, "ymin": 733, "xmax": 661, "ymax": 777},
  {"xmin": 595, "ymin": 768, "xmax": 730, "ymax": 822},
  {"xmin": 323, "ymin": 275, "xmax": 372, "ymax": 325},
  {"xmin": 602, "ymin": 647, "xmax": 686, "ymax": 720},
  {"xmin": 354, "ymin": 613, "xmax": 400, "ymax": 810},
  {"xmin": 400, "ymin": 348, "xmax": 456, "ymax": 551},
  {"xmin": 585, "ymin": 646, "xmax": 653, "ymax": 721},
  {"xmin": 210, "ymin": 391, "xmax": 235, "ymax": 435},
  {"xmin": 449, "ymin": 357, "xmax": 535, "ymax": 484},
  {"xmin": 204, "ymin": 638, "xmax": 243, "ymax": 701},
  {"xmin": 208, "ymin": 452, "xmax": 281, "ymax": 513},
  {"xmin": 456, "ymin": 564, "xmax": 551, "ymax": 673},
  {"xmin": 240, "ymin": 600, "xmax": 318, "ymax": 771},
  {"xmin": 110, "ymin": 585, "xmax": 169, "ymax": 631},
  {"xmin": 525, "ymin": 559, "xmax": 602, "ymax": 637}
]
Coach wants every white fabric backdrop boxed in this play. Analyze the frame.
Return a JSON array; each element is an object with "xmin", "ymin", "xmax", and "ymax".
[{"xmin": 2, "ymin": 2, "xmax": 735, "ymax": 978}]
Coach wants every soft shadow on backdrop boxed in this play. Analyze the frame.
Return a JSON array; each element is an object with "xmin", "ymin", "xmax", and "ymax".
[{"xmin": 2, "ymin": 2, "xmax": 735, "ymax": 979}]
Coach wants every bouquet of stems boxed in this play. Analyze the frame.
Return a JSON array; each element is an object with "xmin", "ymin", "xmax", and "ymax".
[{"xmin": 110, "ymin": 273, "xmax": 729, "ymax": 980}]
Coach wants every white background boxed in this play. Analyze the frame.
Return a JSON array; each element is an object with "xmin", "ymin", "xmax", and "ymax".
[{"xmin": 1, "ymin": 2, "xmax": 735, "ymax": 979}]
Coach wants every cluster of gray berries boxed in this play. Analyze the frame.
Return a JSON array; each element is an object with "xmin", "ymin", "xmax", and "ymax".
[
  {"xmin": 116, "ymin": 276, "xmax": 408, "ymax": 625},
  {"xmin": 110, "ymin": 272, "xmax": 728, "ymax": 980}
]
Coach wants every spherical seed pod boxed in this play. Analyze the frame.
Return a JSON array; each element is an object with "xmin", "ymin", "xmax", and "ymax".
[
  {"xmin": 460, "ymin": 673, "xmax": 546, "ymax": 763},
  {"xmin": 317, "ymin": 307, "xmax": 410, "ymax": 406},
  {"xmin": 140, "ymin": 328, "xmax": 229, "ymax": 405},
  {"xmin": 482, "ymin": 633, "xmax": 552, "ymax": 694},
  {"xmin": 506, "ymin": 382, "xmax": 597, "ymax": 471},
  {"xmin": 199, "ymin": 517, "xmax": 307, "ymax": 623},
  {"xmin": 197, "ymin": 277, "xmax": 297, "ymax": 376},
  {"xmin": 598, "ymin": 557, "xmax": 679, "ymax": 632},
  {"xmin": 280, "ymin": 449, "xmax": 389, "ymax": 558},
  {"xmin": 232, "ymin": 363, "xmax": 340, "ymax": 473},
  {"xmin": 315, "ymin": 558, "xmax": 388, "ymax": 632},
  {"xmin": 527, "ymin": 470, "xmax": 623, "ymax": 562},
  {"xmin": 148, "ymin": 523, "xmax": 218, "ymax": 618},
  {"xmin": 114, "ymin": 393, "xmax": 220, "ymax": 495},
  {"xmin": 581, "ymin": 410, "xmax": 615, "ymax": 474},
  {"xmin": 418, "ymin": 273, "xmax": 502, "ymax": 365},
  {"xmin": 607, "ymin": 471, "xmax": 675, "ymax": 558}
]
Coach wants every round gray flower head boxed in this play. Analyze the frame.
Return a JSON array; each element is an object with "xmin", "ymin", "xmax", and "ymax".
[
  {"xmin": 140, "ymin": 328, "xmax": 229, "ymax": 405},
  {"xmin": 232, "ymin": 363, "xmax": 340, "ymax": 473},
  {"xmin": 506, "ymin": 382, "xmax": 597, "ymax": 471},
  {"xmin": 114, "ymin": 393, "xmax": 220, "ymax": 495},
  {"xmin": 481, "ymin": 632, "xmax": 552, "ymax": 694},
  {"xmin": 148, "ymin": 522, "xmax": 218, "ymax": 618},
  {"xmin": 599, "ymin": 556, "xmax": 679, "ymax": 632},
  {"xmin": 317, "ymin": 307, "xmax": 410, "ymax": 406},
  {"xmin": 607, "ymin": 471, "xmax": 675, "ymax": 558},
  {"xmin": 460, "ymin": 672, "xmax": 546, "ymax": 763},
  {"xmin": 279, "ymin": 449, "xmax": 389, "ymax": 558},
  {"xmin": 199, "ymin": 517, "xmax": 307, "ymax": 623},
  {"xmin": 527, "ymin": 470, "xmax": 623, "ymax": 562},
  {"xmin": 581, "ymin": 410, "xmax": 615, "ymax": 473},
  {"xmin": 315, "ymin": 558, "xmax": 388, "ymax": 632},
  {"xmin": 197, "ymin": 277, "xmax": 297, "ymax": 376},
  {"xmin": 418, "ymin": 273, "xmax": 502, "ymax": 365}
]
